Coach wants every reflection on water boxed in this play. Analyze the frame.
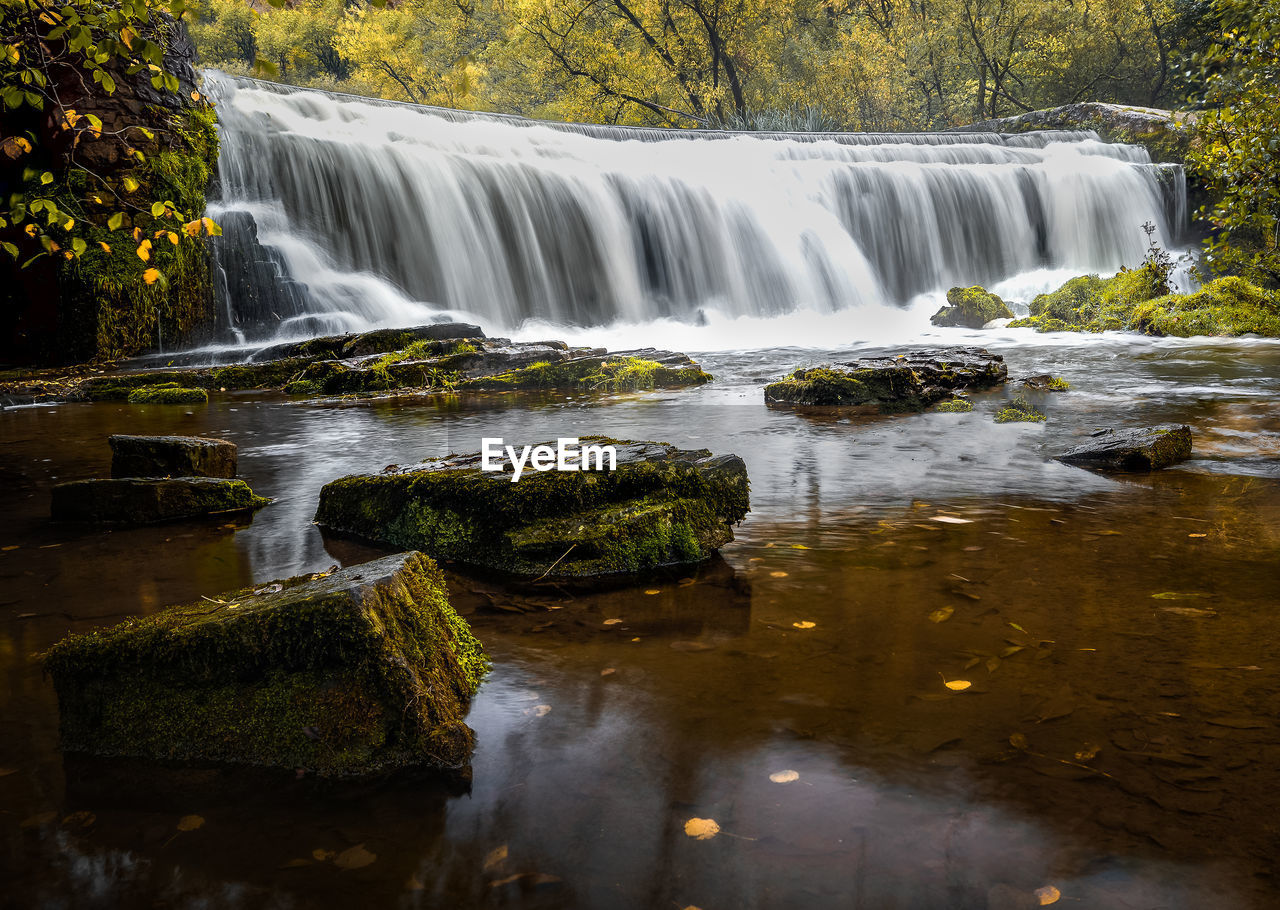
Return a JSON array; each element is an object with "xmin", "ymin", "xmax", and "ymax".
[{"xmin": 1, "ymin": 336, "xmax": 1279, "ymax": 908}]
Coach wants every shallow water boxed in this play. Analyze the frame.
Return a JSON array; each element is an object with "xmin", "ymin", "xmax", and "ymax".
[{"xmin": 2, "ymin": 334, "xmax": 1279, "ymax": 908}]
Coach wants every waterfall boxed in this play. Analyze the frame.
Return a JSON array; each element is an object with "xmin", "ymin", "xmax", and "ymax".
[{"xmin": 204, "ymin": 71, "xmax": 1187, "ymax": 340}]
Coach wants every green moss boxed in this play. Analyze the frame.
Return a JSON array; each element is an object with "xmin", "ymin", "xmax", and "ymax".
[
  {"xmin": 1005, "ymin": 268, "xmax": 1279, "ymax": 337},
  {"xmin": 994, "ymin": 394, "xmax": 1047, "ymax": 423},
  {"xmin": 42, "ymin": 552, "xmax": 487, "ymax": 774},
  {"xmin": 931, "ymin": 286, "xmax": 1015, "ymax": 328},
  {"xmin": 1046, "ymin": 377, "xmax": 1070, "ymax": 391},
  {"xmin": 315, "ymin": 439, "xmax": 749, "ymax": 580},
  {"xmin": 50, "ymin": 477, "xmax": 269, "ymax": 523},
  {"xmin": 1131, "ymin": 277, "xmax": 1280, "ymax": 337},
  {"xmin": 764, "ymin": 365, "xmax": 930, "ymax": 411},
  {"xmin": 127, "ymin": 384, "xmax": 208, "ymax": 404},
  {"xmin": 933, "ymin": 398, "xmax": 973, "ymax": 413},
  {"xmin": 458, "ymin": 357, "xmax": 712, "ymax": 393}
]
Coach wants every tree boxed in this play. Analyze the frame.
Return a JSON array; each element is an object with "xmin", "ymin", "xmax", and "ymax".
[{"xmin": 1189, "ymin": 0, "xmax": 1280, "ymax": 285}]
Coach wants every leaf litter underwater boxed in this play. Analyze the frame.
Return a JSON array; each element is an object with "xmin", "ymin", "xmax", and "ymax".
[{"xmin": 1, "ymin": 335, "xmax": 1279, "ymax": 908}]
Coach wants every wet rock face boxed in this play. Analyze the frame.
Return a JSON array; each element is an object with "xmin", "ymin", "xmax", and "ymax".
[
  {"xmin": 314, "ymin": 439, "xmax": 750, "ymax": 582},
  {"xmin": 42, "ymin": 552, "xmax": 488, "ymax": 776},
  {"xmin": 110, "ymin": 435, "xmax": 237, "ymax": 479},
  {"xmin": 765, "ymin": 348, "xmax": 1007, "ymax": 411},
  {"xmin": 50, "ymin": 477, "xmax": 268, "ymax": 524},
  {"xmin": 931, "ymin": 287, "xmax": 1015, "ymax": 328},
  {"xmin": 1056, "ymin": 425, "xmax": 1193, "ymax": 472}
]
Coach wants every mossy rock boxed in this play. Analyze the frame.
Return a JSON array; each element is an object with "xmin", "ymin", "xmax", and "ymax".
[
  {"xmin": 993, "ymin": 394, "xmax": 1047, "ymax": 424},
  {"xmin": 932, "ymin": 398, "xmax": 974, "ymax": 413},
  {"xmin": 126, "ymin": 384, "xmax": 208, "ymax": 405},
  {"xmin": 931, "ymin": 287, "xmax": 1015, "ymax": 328},
  {"xmin": 1056, "ymin": 425, "xmax": 1192, "ymax": 472},
  {"xmin": 110, "ymin": 434, "xmax": 237, "ymax": 478},
  {"xmin": 1131, "ymin": 278, "xmax": 1280, "ymax": 337},
  {"xmin": 457, "ymin": 353, "xmax": 712, "ymax": 393},
  {"xmin": 315, "ymin": 439, "xmax": 750, "ymax": 582},
  {"xmin": 50, "ymin": 477, "xmax": 269, "ymax": 524},
  {"xmin": 1005, "ymin": 270, "xmax": 1279, "ymax": 337},
  {"xmin": 42, "ymin": 551, "xmax": 488, "ymax": 775},
  {"xmin": 765, "ymin": 348, "xmax": 1007, "ymax": 412},
  {"xmin": 1021, "ymin": 375, "xmax": 1070, "ymax": 392}
]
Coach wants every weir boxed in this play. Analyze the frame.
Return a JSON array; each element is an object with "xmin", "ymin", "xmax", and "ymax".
[{"xmin": 205, "ymin": 72, "xmax": 1187, "ymax": 341}]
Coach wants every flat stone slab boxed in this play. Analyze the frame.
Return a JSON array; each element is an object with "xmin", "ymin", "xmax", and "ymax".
[
  {"xmin": 315, "ymin": 439, "xmax": 750, "ymax": 581},
  {"xmin": 51, "ymin": 477, "xmax": 268, "ymax": 523},
  {"xmin": 765, "ymin": 348, "xmax": 1007, "ymax": 411},
  {"xmin": 110, "ymin": 434, "xmax": 237, "ymax": 479},
  {"xmin": 1055, "ymin": 425, "xmax": 1193, "ymax": 472},
  {"xmin": 42, "ymin": 551, "xmax": 488, "ymax": 775}
]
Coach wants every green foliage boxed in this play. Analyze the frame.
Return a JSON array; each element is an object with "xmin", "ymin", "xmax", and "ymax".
[
  {"xmin": 1, "ymin": 0, "xmax": 221, "ymax": 294},
  {"xmin": 188, "ymin": 0, "xmax": 1205, "ymax": 128},
  {"xmin": 933, "ymin": 398, "xmax": 974, "ymax": 413},
  {"xmin": 932, "ymin": 286, "xmax": 1014, "ymax": 328},
  {"xmin": 1189, "ymin": 0, "xmax": 1280, "ymax": 285}
]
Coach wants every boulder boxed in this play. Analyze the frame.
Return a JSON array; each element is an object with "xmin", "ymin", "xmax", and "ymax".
[
  {"xmin": 1055, "ymin": 425, "xmax": 1192, "ymax": 472},
  {"xmin": 42, "ymin": 551, "xmax": 488, "ymax": 775},
  {"xmin": 126, "ymin": 384, "xmax": 208, "ymax": 405},
  {"xmin": 110, "ymin": 434, "xmax": 237, "ymax": 479},
  {"xmin": 764, "ymin": 348, "xmax": 1007, "ymax": 411},
  {"xmin": 931, "ymin": 286, "xmax": 1014, "ymax": 328},
  {"xmin": 51, "ymin": 477, "xmax": 268, "ymax": 523},
  {"xmin": 315, "ymin": 439, "xmax": 750, "ymax": 581}
]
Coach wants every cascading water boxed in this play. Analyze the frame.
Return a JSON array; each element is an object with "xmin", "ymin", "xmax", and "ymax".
[{"xmin": 204, "ymin": 72, "xmax": 1187, "ymax": 341}]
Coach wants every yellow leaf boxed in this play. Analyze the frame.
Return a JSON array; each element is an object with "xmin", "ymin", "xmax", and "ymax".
[
  {"xmin": 600, "ymin": 668, "xmax": 616, "ymax": 676},
  {"xmin": 334, "ymin": 844, "xmax": 376, "ymax": 870},
  {"xmin": 166, "ymin": 231, "xmax": 179, "ymax": 245},
  {"xmin": 24, "ymin": 224, "xmax": 37, "ymax": 237},
  {"xmin": 683, "ymin": 817, "xmax": 720, "ymax": 840},
  {"xmin": 98, "ymin": 242, "xmax": 111, "ymax": 252},
  {"xmin": 191, "ymin": 91, "xmax": 202, "ymax": 102},
  {"xmin": 1188, "ymin": 533, "xmax": 1207, "ymax": 538},
  {"xmin": 792, "ymin": 621, "xmax": 816, "ymax": 629},
  {"xmin": 644, "ymin": 588, "xmax": 660, "ymax": 595},
  {"xmin": 769, "ymin": 770, "xmax": 799, "ymax": 783},
  {"xmin": 944, "ymin": 680, "xmax": 972, "ymax": 691},
  {"xmin": 1035, "ymin": 885, "xmax": 1061, "ymax": 905},
  {"xmin": 928, "ymin": 606, "xmax": 954, "ymax": 623},
  {"xmin": 143, "ymin": 268, "xmax": 160, "ymax": 284},
  {"xmin": 790, "ymin": 544, "xmax": 809, "ymax": 549},
  {"xmin": 176, "ymin": 814, "xmax": 204, "ymax": 831},
  {"xmin": 136, "ymin": 240, "xmax": 151, "ymax": 261},
  {"xmin": 769, "ymin": 571, "xmax": 788, "ymax": 578},
  {"xmin": 63, "ymin": 218, "xmax": 74, "ymax": 230},
  {"xmin": 122, "ymin": 177, "xmax": 139, "ymax": 193},
  {"xmin": 183, "ymin": 219, "xmax": 202, "ymax": 237},
  {"xmin": 482, "ymin": 845, "xmax": 508, "ymax": 872},
  {"xmin": 1074, "ymin": 743, "xmax": 1100, "ymax": 761},
  {"xmin": 602, "ymin": 618, "xmax": 623, "ymax": 625},
  {"xmin": 120, "ymin": 27, "xmax": 135, "ymax": 48}
]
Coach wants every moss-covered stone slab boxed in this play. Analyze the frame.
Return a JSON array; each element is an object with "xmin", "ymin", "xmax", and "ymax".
[
  {"xmin": 1055, "ymin": 425, "xmax": 1192, "ymax": 472},
  {"xmin": 126, "ymin": 384, "xmax": 208, "ymax": 404},
  {"xmin": 315, "ymin": 439, "xmax": 749, "ymax": 581},
  {"xmin": 110, "ymin": 434, "xmax": 237, "ymax": 479},
  {"xmin": 42, "ymin": 551, "xmax": 488, "ymax": 775},
  {"xmin": 51, "ymin": 477, "xmax": 269, "ymax": 524},
  {"xmin": 931, "ymin": 286, "xmax": 1014, "ymax": 328},
  {"xmin": 765, "ymin": 348, "xmax": 1007, "ymax": 411}
]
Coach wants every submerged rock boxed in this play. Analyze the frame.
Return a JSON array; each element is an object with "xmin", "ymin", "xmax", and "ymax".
[
  {"xmin": 993, "ymin": 394, "xmax": 1047, "ymax": 424},
  {"xmin": 51, "ymin": 477, "xmax": 268, "ymax": 523},
  {"xmin": 1056, "ymin": 425, "xmax": 1192, "ymax": 471},
  {"xmin": 1020, "ymin": 375, "xmax": 1070, "ymax": 391},
  {"xmin": 42, "ymin": 551, "xmax": 488, "ymax": 775},
  {"xmin": 764, "ymin": 348, "xmax": 1006, "ymax": 411},
  {"xmin": 315, "ymin": 439, "xmax": 749, "ymax": 581},
  {"xmin": 931, "ymin": 287, "xmax": 1014, "ymax": 328},
  {"xmin": 110, "ymin": 434, "xmax": 237, "ymax": 479},
  {"xmin": 126, "ymin": 384, "xmax": 208, "ymax": 405}
]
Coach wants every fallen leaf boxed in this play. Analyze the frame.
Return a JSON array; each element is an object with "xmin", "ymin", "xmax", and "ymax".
[
  {"xmin": 600, "ymin": 668, "xmax": 616, "ymax": 676},
  {"xmin": 1159, "ymin": 606, "xmax": 1216, "ymax": 617},
  {"xmin": 644, "ymin": 589, "xmax": 661, "ymax": 595},
  {"xmin": 61, "ymin": 811, "xmax": 95, "ymax": 829},
  {"xmin": 1010, "ymin": 733, "xmax": 1028, "ymax": 750},
  {"xmin": 526, "ymin": 704, "xmax": 552, "ymax": 717},
  {"xmin": 769, "ymin": 770, "xmax": 799, "ymax": 783},
  {"xmin": 312, "ymin": 848, "xmax": 336, "ymax": 862},
  {"xmin": 176, "ymin": 814, "xmax": 204, "ymax": 831},
  {"xmin": 928, "ymin": 606, "xmax": 954, "ymax": 623},
  {"xmin": 603, "ymin": 618, "xmax": 623, "ymax": 625},
  {"xmin": 683, "ymin": 817, "xmax": 720, "ymax": 840},
  {"xmin": 405, "ymin": 875, "xmax": 425, "ymax": 891},
  {"xmin": 769, "ymin": 571, "xmax": 789, "ymax": 578},
  {"xmin": 1, "ymin": 545, "xmax": 19, "ymax": 551},
  {"xmin": 0, "ymin": 767, "xmax": 16, "ymax": 777},
  {"xmin": 1074, "ymin": 743, "xmax": 1101, "ymax": 761},
  {"xmin": 334, "ymin": 843, "xmax": 376, "ymax": 870},
  {"xmin": 1151, "ymin": 592, "xmax": 1209, "ymax": 600},
  {"xmin": 792, "ymin": 621, "xmax": 816, "ymax": 629},
  {"xmin": 1188, "ymin": 533, "xmax": 1207, "ymax": 538},
  {"xmin": 1035, "ymin": 884, "xmax": 1061, "ymax": 905},
  {"xmin": 944, "ymin": 680, "xmax": 972, "ymax": 691},
  {"xmin": 482, "ymin": 845, "xmax": 508, "ymax": 872},
  {"xmin": 931, "ymin": 515, "xmax": 973, "ymax": 524},
  {"xmin": 791, "ymin": 544, "xmax": 809, "ymax": 549}
]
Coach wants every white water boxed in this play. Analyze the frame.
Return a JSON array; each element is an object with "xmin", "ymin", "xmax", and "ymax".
[{"xmin": 205, "ymin": 72, "xmax": 1186, "ymax": 343}]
